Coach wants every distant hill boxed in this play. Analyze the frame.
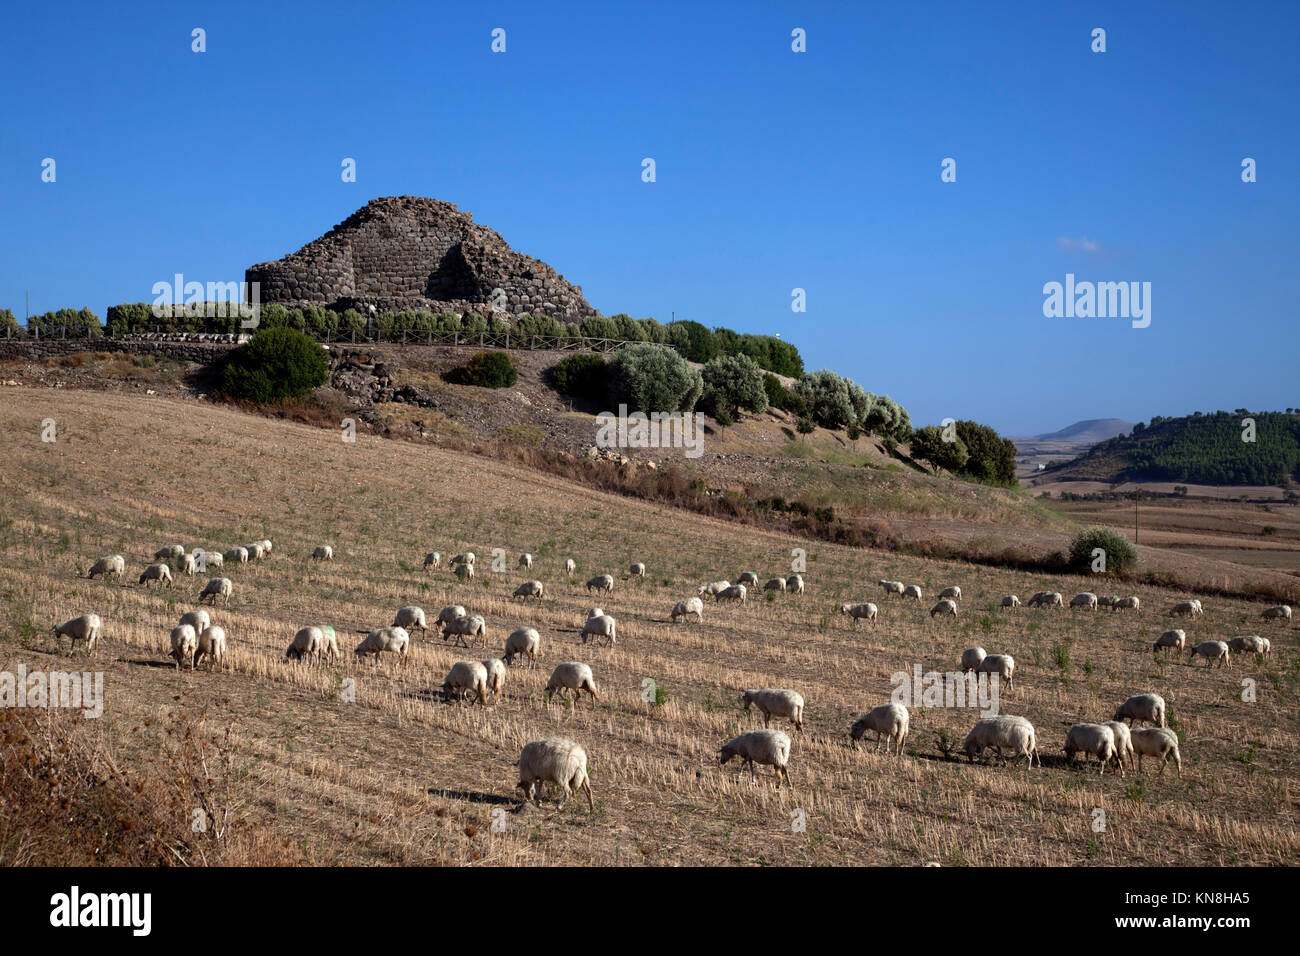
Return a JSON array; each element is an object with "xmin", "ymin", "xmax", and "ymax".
[
  {"xmin": 1041, "ymin": 411, "xmax": 1300, "ymax": 485},
  {"xmin": 1033, "ymin": 418, "xmax": 1134, "ymax": 443}
]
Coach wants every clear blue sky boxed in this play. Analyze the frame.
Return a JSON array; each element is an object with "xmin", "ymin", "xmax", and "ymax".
[{"xmin": 2, "ymin": 1, "xmax": 1296, "ymax": 435}]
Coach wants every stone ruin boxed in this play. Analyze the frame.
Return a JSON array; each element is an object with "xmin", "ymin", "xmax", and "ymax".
[{"xmin": 245, "ymin": 195, "xmax": 599, "ymax": 321}]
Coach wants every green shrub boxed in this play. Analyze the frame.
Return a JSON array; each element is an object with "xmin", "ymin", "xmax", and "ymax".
[
  {"xmin": 460, "ymin": 351, "xmax": 517, "ymax": 388},
  {"xmin": 666, "ymin": 320, "xmax": 719, "ymax": 363},
  {"xmin": 579, "ymin": 315, "xmax": 620, "ymax": 339},
  {"xmin": 1068, "ymin": 527, "xmax": 1139, "ymax": 575},
  {"xmin": 793, "ymin": 370, "xmax": 856, "ymax": 430},
  {"xmin": 699, "ymin": 353, "xmax": 768, "ymax": 420},
  {"xmin": 606, "ymin": 342, "xmax": 703, "ymax": 413},
  {"xmin": 549, "ymin": 353, "xmax": 608, "ymax": 400},
  {"xmin": 218, "ymin": 327, "xmax": 328, "ymax": 403},
  {"xmin": 910, "ymin": 425, "xmax": 970, "ymax": 473}
]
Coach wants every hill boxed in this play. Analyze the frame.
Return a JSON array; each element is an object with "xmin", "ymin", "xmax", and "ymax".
[{"xmin": 1032, "ymin": 418, "xmax": 1135, "ymax": 443}]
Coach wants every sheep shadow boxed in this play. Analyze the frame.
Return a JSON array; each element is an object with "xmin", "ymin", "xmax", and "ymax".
[
  {"xmin": 427, "ymin": 787, "xmax": 516, "ymax": 808},
  {"xmin": 124, "ymin": 657, "xmax": 183, "ymax": 670}
]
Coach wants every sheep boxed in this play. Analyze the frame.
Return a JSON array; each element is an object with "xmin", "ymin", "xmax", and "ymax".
[
  {"xmin": 455, "ymin": 562, "xmax": 476, "ymax": 582},
  {"xmin": 450, "ymin": 551, "xmax": 476, "ymax": 568},
  {"xmin": 423, "ymin": 551, "xmax": 441, "ymax": 572},
  {"xmin": 194, "ymin": 625, "xmax": 227, "ymax": 671},
  {"xmin": 736, "ymin": 572, "xmax": 760, "ymax": 586},
  {"xmin": 839, "ymin": 602, "xmax": 877, "ymax": 627},
  {"xmin": 52, "ymin": 613, "xmax": 102, "ymax": 656},
  {"xmin": 200, "ymin": 550, "xmax": 223, "ymax": 570},
  {"xmin": 1228, "ymin": 635, "xmax": 1270, "ymax": 656},
  {"xmin": 715, "ymin": 584, "xmax": 747, "ymax": 604},
  {"xmin": 1153, "ymin": 629, "xmax": 1186, "ymax": 656},
  {"xmin": 504, "ymin": 627, "xmax": 541, "ymax": 668},
  {"xmin": 1000, "ymin": 594, "xmax": 1021, "ymax": 610},
  {"xmin": 1169, "ymin": 600, "xmax": 1203, "ymax": 618},
  {"xmin": 198, "ymin": 577, "xmax": 233, "ymax": 606},
  {"xmin": 442, "ymin": 660, "xmax": 489, "ymax": 704},
  {"xmin": 1063, "ymin": 723, "xmax": 1123, "ymax": 776},
  {"xmin": 879, "ymin": 580, "xmax": 905, "ymax": 597},
  {"xmin": 1261, "ymin": 605, "xmax": 1292, "ymax": 621},
  {"xmin": 223, "ymin": 546, "xmax": 249, "ymax": 565},
  {"xmin": 1102, "ymin": 720, "xmax": 1135, "ymax": 770},
  {"xmin": 317, "ymin": 625, "xmax": 340, "ymax": 661},
  {"xmin": 902, "ymin": 584, "xmax": 923, "ymax": 601},
  {"xmin": 286, "ymin": 626, "xmax": 323, "ymax": 662},
  {"xmin": 975, "ymin": 653, "xmax": 1015, "ymax": 691},
  {"xmin": 517, "ymin": 738, "xmax": 594, "ymax": 811},
  {"xmin": 176, "ymin": 552, "xmax": 196, "ymax": 576},
  {"xmin": 483, "ymin": 658, "xmax": 506, "ymax": 700},
  {"xmin": 960, "ymin": 646, "xmax": 987, "ymax": 673},
  {"xmin": 518, "ymin": 552, "xmax": 533, "ymax": 570},
  {"xmin": 544, "ymin": 662, "xmax": 600, "ymax": 704},
  {"xmin": 1070, "ymin": 592, "xmax": 1098, "ymax": 610},
  {"xmin": 1190, "ymin": 640, "xmax": 1230, "ymax": 668},
  {"xmin": 671, "ymin": 597, "xmax": 705, "ymax": 624},
  {"xmin": 245, "ymin": 542, "xmax": 266, "ymax": 561},
  {"xmin": 563, "ymin": 558, "xmax": 576, "ymax": 576},
  {"xmin": 1113, "ymin": 596, "xmax": 1140, "ymax": 612},
  {"xmin": 698, "ymin": 580, "xmax": 731, "ymax": 597},
  {"xmin": 1026, "ymin": 590, "xmax": 1063, "ymax": 608},
  {"xmin": 1096, "ymin": 595, "xmax": 1116, "ymax": 609},
  {"xmin": 441, "ymin": 613, "xmax": 487, "ymax": 649},
  {"xmin": 786, "ymin": 574, "xmax": 805, "ymax": 594},
  {"xmin": 435, "ymin": 605, "xmax": 467, "ymax": 627},
  {"xmin": 154, "ymin": 544, "xmax": 185, "ymax": 561},
  {"xmin": 169, "ymin": 624, "xmax": 197, "ymax": 670},
  {"xmin": 179, "ymin": 609, "xmax": 211, "ymax": 634},
  {"xmin": 762, "ymin": 577, "xmax": 787, "ymax": 593},
  {"xmin": 1113, "ymin": 693, "xmax": 1166, "ymax": 728},
  {"xmin": 139, "ymin": 563, "xmax": 174, "ymax": 589},
  {"xmin": 628, "ymin": 562, "xmax": 646, "ymax": 578},
  {"xmin": 512, "ymin": 579, "xmax": 544, "ymax": 600},
  {"xmin": 87, "ymin": 555, "xmax": 125, "ymax": 581},
  {"xmin": 938, "ymin": 585, "xmax": 961, "ymax": 601},
  {"xmin": 1131, "ymin": 727, "xmax": 1182, "ymax": 775},
  {"xmin": 585, "ymin": 607, "xmax": 605, "ymax": 620},
  {"xmin": 312, "ymin": 545, "xmax": 334, "ymax": 562},
  {"xmin": 355, "ymin": 626, "xmax": 410, "ymax": 665},
  {"xmin": 257, "ymin": 539, "xmax": 273, "ymax": 555},
  {"xmin": 850, "ymin": 703, "xmax": 909, "ymax": 755},
  {"xmin": 580, "ymin": 613, "xmax": 617, "ymax": 647},
  {"xmin": 586, "ymin": 574, "xmax": 614, "ymax": 594},
  {"xmin": 719, "ymin": 729, "xmax": 792, "ymax": 789},
  {"xmin": 960, "ymin": 716, "xmax": 1040, "ymax": 768},
  {"xmin": 392, "ymin": 605, "xmax": 427, "ymax": 636},
  {"xmin": 930, "ymin": 598, "xmax": 958, "ymax": 618},
  {"xmin": 741, "ymin": 688, "xmax": 805, "ymax": 732}
]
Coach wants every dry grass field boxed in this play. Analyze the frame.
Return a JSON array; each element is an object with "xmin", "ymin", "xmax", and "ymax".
[{"xmin": 1, "ymin": 387, "xmax": 1298, "ymax": 866}]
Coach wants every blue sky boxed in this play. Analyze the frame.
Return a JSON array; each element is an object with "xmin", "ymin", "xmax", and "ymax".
[{"xmin": 2, "ymin": 1, "xmax": 1296, "ymax": 435}]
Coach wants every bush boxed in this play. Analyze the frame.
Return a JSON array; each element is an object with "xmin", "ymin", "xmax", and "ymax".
[
  {"xmin": 606, "ymin": 342, "xmax": 703, "ymax": 413},
  {"xmin": 910, "ymin": 425, "xmax": 969, "ymax": 473},
  {"xmin": 1068, "ymin": 527, "xmax": 1139, "ymax": 575},
  {"xmin": 699, "ymin": 353, "xmax": 768, "ymax": 420},
  {"xmin": 793, "ymin": 370, "xmax": 856, "ymax": 430},
  {"xmin": 579, "ymin": 315, "xmax": 620, "ymax": 339},
  {"xmin": 549, "ymin": 353, "xmax": 608, "ymax": 400},
  {"xmin": 460, "ymin": 351, "xmax": 517, "ymax": 388},
  {"xmin": 218, "ymin": 327, "xmax": 328, "ymax": 403},
  {"xmin": 667, "ymin": 320, "xmax": 719, "ymax": 362}
]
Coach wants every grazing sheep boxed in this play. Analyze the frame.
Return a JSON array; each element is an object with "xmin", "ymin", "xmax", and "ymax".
[
  {"xmin": 1190, "ymin": 640, "xmax": 1230, "ymax": 667},
  {"xmin": 902, "ymin": 584, "xmax": 923, "ymax": 601},
  {"xmin": 762, "ymin": 577, "xmax": 787, "ymax": 593},
  {"xmin": 741, "ymin": 689, "xmax": 805, "ymax": 732},
  {"xmin": 423, "ymin": 551, "xmax": 441, "ymax": 572},
  {"xmin": 1261, "ymin": 605, "xmax": 1292, "ymax": 621},
  {"xmin": 517, "ymin": 738, "xmax": 593, "ymax": 810},
  {"xmin": 586, "ymin": 574, "xmax": 615, "ymax": 594},
  {"xmin": 442, "ymin": 660, "xmax": 489, "ymax": 704},
  {"xmin": 1102, "ymin": 720, "xmax": 1135, "ymax": 770},
  {"xmin": 629, "ymin": 562, "xmax": 646, "ymax": 578},
  {"xmin": 1113, "ymin": 693, "xmax": 1166, "ymax": 728},
  {"xmin": 450, "ymin": 551, "xmax": 476, "ymax": 568},
  {"xmin": 1153, "ymin": 629, "xmax": 1186, "ymax": 656},
  {"xmin": 154, "ymin": 544, "xmax": 185, "ymax": 561},
  {"xmin": 850, "ymin": 703, "xmax": 909, "ymax": 755},
  {"xmin": 199, "ymin": 550, "xmax": 223, "ymax": 570},
  {"xmin": 1228, "ymin": 635, "xmax": 1270, "ymax": 656},
  {"xmin": 930, "ymin": 598, "xmax": 958, "ymax": 618},
  {"xmin": 286, "ymin": 626, "xmax": 323, "ymax": 662},
  {"xmin": 87, "ymin": 555, "xmax": 126, "ymax": 581},
  {"xmin": 257, "ymin": 539, "xmax": 273, "ymax": 555},
  {"xmin": 178, "ymin": 552, "xmax": 197, "ymax": 576},
  {"xmin": 736, "ymin": 572, "xmax": 759, "ymax": 586},
  {"xmin": 585, "ymin": 607, "xmax": 605, "ymax": 621},
  {"xmin": 435, "ymin": 605, "xmax": 467, "ymax": 627},
  {"xmin": 698, "ymin": 580, "xmax": 731, "ymax": 597},
  {"xmin": 245, "ymin": 542, "xmax": 266, "ymax": 561},
  {"xmin": 198, "ymin": 577, "xmax": 233, "ymax": 606},
  {"xmin": 513, "ymin": 579, "xmax": 545, "ymax": 600},
  {"xmin": 179, "ymin": 609, "xmax": 211, "ymax": 635},
  {"xmin": 139, "ymin": 563, "xmax": 174, "ymax": 589},
  {"xmin": 1169, "ymin": 600, "xmax": 1203, "ymax": 618},
  {"xmin": 194, "ymin": 625, "xmax": 227, "ymax": 670},
  {"xmin": 1113, "ymin": 596, "xmax": 1140, "ymax": 612},
  {"xmin": 455, "ymin": 562, "xmax": 476, "ymax": 581},
  {"xmin": 52, "ymin": 613, "xmax": 102, "ymax": 656},
  {"xmin": 1026, "ymin": 590, "xmax": 1063, "ymax": 608},
  {"xmin": 392, "ymin": 605, "xmax": 427, "ymax": 636},
  {"xmin": 938, "ymin": 585, "xmax": 961, "ymax": 601},
  {"xmin": 960, "ymin": 646, "xmax": 987, "ymax": 673},
  {"xmin": 544, "ymin": 662, "xmax": 600, "ymax": 704},
  {"xmin": 786, "ymin": 574, "xmax": 805, "ymax": 594},
  {"xmin": 719, "ymin": 729, "xmax": 792, "ymax": 789},
  {"xmin": 169, "ymin": 624, "xmax": 198, "ymax": 670},
  {"xmin": 580, "ymin": 613, "xmax": 617, "ymax": 647},
  {"xmin": 316, "ymin": 625, "xmax": 340, "ymax": 661},
  {"xmin": 960, "ymin": 716, "xmax": 1041, "ymax": 768},
  {"xmin": 879, "ymin": 580, "xmax": 905, "ymax": 597},
  {"xmin": 1131, "ymin": 727, "xmax": 1182, "ymax": 775},
  {"xmin": 518, "ymin": 553, "xmax": 533, "ymax": 570},
  {"xmin": 504, "ymin": 627, "xmax": 541, "ymax": 668},
  {"xmin": 1063, "ymin": 723, "xmax": 1123, "ymax": 776},
  {"xmin": 355, "ymin": 626, "xmax": 410, "ymax": 665},
  {"xmin": 441, "ymin": 613, "xmax": 487, "ymax": 649},
  {"xmin": 312, "ymin": 545, "xmax": 334, "ymax": 562},
  {"xmin": 671, "ymin": 597, "xmax": 705, "ymax": 624},
  {"xmin": 975, "ymin": 653, "xmax": 1015, "ymax": 691},
  {"xmin": 1096, "ymin": 595, "xmax": 1117, "ymax": 609},
  {"xmin": 483, "ymin": 658, "xmax": 506, "ymax": 700},
  {"xmin": 563, "ymin": 558, "xmax": 576, "ymax": 576},
  {"xmin": 1070, "ymin": 592, "xmax": 1099, "ymax": 610},
  {"xmin": 1000, "ymin": 594, "xmax": 1021, "ymax": 610},
  {"xmin": 839, "ymin": 602, "xmax": 878, "ymax": 627},
  {"xmin": 223, "ymin": 546, "xmax": 249, "ymax": 565},
  {"xmin": 715, "ymin": 584, "xmax": 748, "ymax": 604}
]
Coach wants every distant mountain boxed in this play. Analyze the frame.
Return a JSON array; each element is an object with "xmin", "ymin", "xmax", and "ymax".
[{"xmin": 1032, "ymin": 418, "xmax": 1135, "ymax": 443}]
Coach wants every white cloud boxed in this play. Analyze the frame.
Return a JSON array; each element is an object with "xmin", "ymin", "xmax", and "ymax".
[{"xmin": 1057, "ymin": 235, "xmax": 1102, "ymax": 253}]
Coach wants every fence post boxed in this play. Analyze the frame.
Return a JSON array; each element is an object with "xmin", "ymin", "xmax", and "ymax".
[{"xmin": 479, "ymin": 331, "xmax": 484, "ymax": 347}]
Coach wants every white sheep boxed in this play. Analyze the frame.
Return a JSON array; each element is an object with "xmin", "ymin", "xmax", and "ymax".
[
  {"xmin": 1153, "ymin": 629, "xmax": 1186, "ymax": 656},
  {"xmin": 154, "ymin": 544, "xmax": 185, "ymax": 561},
  {"xmin": 1026, "ymin": 590, "xmax": 1063, "ymax": 608},
  {"xmin": 698, "ymin": 580, "xmax": 731, "ymax": 597},
  {"xmin": 316, "ymin": 625, "xmax": 340, "ymax": 661},
  {"xmin": 902, "ymin": 584, "xmax": 923, "ymax": 601},
  {"xmin": 504, "ymin": 627, "xmax": 541, "ymax": 668},
  {"xmin": 257, "ymin": 539, "xmax": 273, "ymax": 555},
  {"xmin": 960, "ymin": 716, "xmax": 1040, "ymax": 768},
  {"xmin": 200, "ymin": 550, "xmax": 223, "ymax": 570},
  {"xmin": 169, "ymin": 623, "xmax": 197, "ymax": 670},
  {"xmin": 1131, "ymin": 727, "xmax": 1182, "ymax": 775},
  {"xmin": 1102, "ymin": 720, "xmax": 1135, "ymax": 770},
  {"xmin": 585, "ymin": 607, "xmax": 605, "ymax": 621},
  {"xmin": 1113, "ymin": 693, "xmax": 1166, "ymax": 728},
  {"xmin": 879, "ymin": 579, "xmax": 905, "ymax": 597},
  {"xmin": 671, "ymin": 597, "xmax": 705, "ymax": 624},
  {"xmin": 195, "ymin": 625, "xmax": 227, "ymax": 670},
  {"xmin": 450, "ymin": 551, "xmax": 476, "ymax": 568},
  {"xmin": 580, "ymin": 613, "xmax": 617, "ymax": 647},
  {"xmin": 312, "ymin": 545, "xmax": 334, "ymax": 562},
  {"xmin": 355, "ymin": 626, "xmax": 410, "ymax": 664},
  {"xmin": 563, "ymin": 558, "xmax": 576, "ymax": 576},
  {"xmin": 423, "ymin": 551, "xmax": 441, "ymax": 572},
  {"xmin": 736, "ymin": 572, "xmax": 760, "ymax": 586},
  {"xmin": 392, "ymin": 605, "xmax": 427, "ymax": 636},
  {"xmin": 178, "ymin": 552, "xmax": 196, "ymax": 576},
  {"xmin": 930, "ymin": 598, "xmax": 958, "ymax": 618},
  {"xmin": 1169, "ymin": 600, "xmax": 1203, "ymax": 617},
  {"xmin": 455, "ymin": 562, "xmax": 477, "ymax": 581},
  {"xmin": 741, "ymin": 688, "xmax": 805, "ymax": 732},
  {"xmin": 960, "ymin": 646, "xmax": 987, "ymax": 673},
  {"xmin": 52, "ymin": 613, "xmax": 102, "ymax": 656},
  {"xmin": 179, "ymin": 609, "xmax": 211, "ymax": 635},
  {"xmin": 544, "ymin": 662, "xmax": 600, "ymax": 703},
  {"xmin": 786, "ymin": 574, "xmax": 805, "ymax": 594},
  {"xmin": 223, "ymin": 546, "xmax": 249, "ymax": 565},
  {"xmin": 513, "ymin": 579, "xmax": 545, "ymax": 600},
  {"xmin": 1063, "ymin": 723, "xmax": 1123, "ymax": 776},
  {"xmin": 1228, "ymin": 635, "xmax": 1270, "ymax": 656},
  {"xmin": 1096, "ymin": 595, "xmax": 1117, "ymax": 609},
  {"xmin": 1070, "ymin": 592, "xmax": 1099, "ymax": 610},
  {"xmin": 139, "ymin": 563, "xmax": 174, "ymax": 589},
  {"xmin": 1261, "ymin": 605, "xmax": 1292, "ymax": 621},
  {"xmin": 517, "ymin": 738, "xmax": 593, "ymax": 810},
  {"xmin": 1190, "ymin": 640, "xmax": 1230, "ymax": 667},
  {"xmin": 87, "ymin": 555, "xmax": 125, "ymax": 581},
  {"xmin": 938, "ymin": 585, "xmax": 961, "ymax": 601},
  {"xmin": 483, "ymin": 658, "xmax": 506, "ymax": 700},
  {"xmin": 442, "ymin": 660, "xmax": 489, "ymax": 704},
  {"xmin": 850, "ymin": 703, "xmax": 909, "ymax": 755},
  {"xmin": 518, "ymin": 552, "xmax": 533, "ymax": 570},
  {"xmin": 1113, "ymin": 596, "xmax": 1140, "ymax": 612},
  {"xmin": 715, "ymin": 584, "xmax": 747, "ymax": 604},
  {"xmin": 245, "ymin": 542, "xmax": 266, "ymax": 561},
  {"xmin": 839, "ymin": 602, "xmax": 877, "ymax": 627},
  {"xmin": 586, "ymin": 574, "xmax": 614, "ymax": 594},
  {"xmin": 286, "ymin": 626, "xmax": 324, "ymax": 662},
  {"xmin": 762, "ymin": 577, "xmax": 787, "ymax": 593},
  {"xmin": 975, "ymin": 653, "xmax": 1015, "ymax": 691},
  {"xmin": 629, "ymin": 562, "xmax": 646, "ymax": 578},
  {"xmin": 442, "ymin": 613, "xmax": 487, "ymax": 649},
  {"xmin": 435, "ymin": 605, "xmax": 467, "ymax": 627},
  {"xmin": 1000, "ymin": 594, "xmax": 1021, "ymax": 610},
  {"xmin": 198, "ymin": 577, "xmax": 233, "ymax": 606},
  {"xmin": 719, "ymin": 729, "xmax": 792, "ymax": 789}
]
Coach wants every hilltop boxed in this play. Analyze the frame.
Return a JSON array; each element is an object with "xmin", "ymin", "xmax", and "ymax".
[{"xmin": 1030, "ymin": 418, "xmax": 1134, "ymax": 443}]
